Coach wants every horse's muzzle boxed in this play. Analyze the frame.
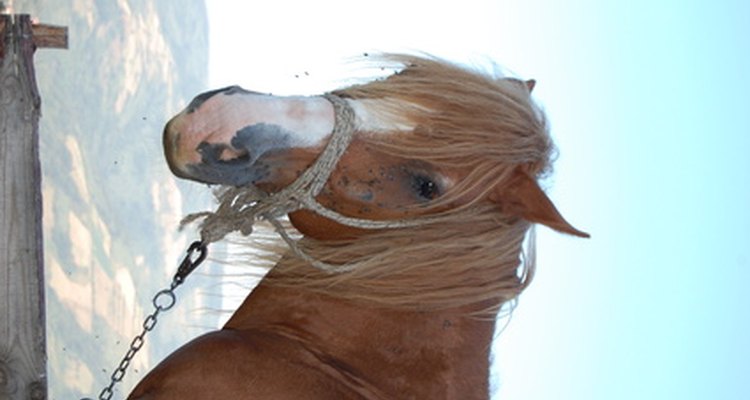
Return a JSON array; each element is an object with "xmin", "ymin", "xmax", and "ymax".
[{"xmin": 163, "ymin": 86, "xmax": 335, "ymax": 186}]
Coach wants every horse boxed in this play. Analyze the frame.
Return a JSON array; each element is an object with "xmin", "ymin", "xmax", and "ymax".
[{"xmin": 127, "ymin": 55, "xmax": 588, "ymax": 399}]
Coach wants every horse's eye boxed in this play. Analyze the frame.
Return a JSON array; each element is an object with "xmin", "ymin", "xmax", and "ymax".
[{"xmin": 412, "ymin": 175, "xmax": 440, "ymax": 201}]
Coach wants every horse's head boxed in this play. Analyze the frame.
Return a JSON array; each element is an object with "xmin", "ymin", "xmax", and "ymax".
[{"xmin": 164, "ymin": 55, "xmax": 588, "ymax": 241}]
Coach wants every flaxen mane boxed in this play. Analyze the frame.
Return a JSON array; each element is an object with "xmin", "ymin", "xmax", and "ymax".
[{"xmin": 200, "ymin": 55, "xmax": 553, "ymax": 315}]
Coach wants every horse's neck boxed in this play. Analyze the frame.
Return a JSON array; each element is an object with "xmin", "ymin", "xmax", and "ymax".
[{"xmin": 224, "ymin": 266, "xmax": 498, "ymax": 398}]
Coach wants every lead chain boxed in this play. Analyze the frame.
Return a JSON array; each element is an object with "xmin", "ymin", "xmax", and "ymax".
[{"xmin": 82, "ymin": 241, "xmax": 208, "ymax": 400}]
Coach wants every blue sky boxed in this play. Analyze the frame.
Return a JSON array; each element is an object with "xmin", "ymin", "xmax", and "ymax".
[{"xmin": 206, "ymin": 0, "xmax": 750, "ymax": 398}]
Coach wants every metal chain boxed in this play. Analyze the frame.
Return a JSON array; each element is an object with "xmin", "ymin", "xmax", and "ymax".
[{"xmin": 82, "ymin": 241, "xmax": 208, "ymax": 400}]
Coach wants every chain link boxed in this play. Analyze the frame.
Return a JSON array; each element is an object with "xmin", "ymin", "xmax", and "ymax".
[{"xmin": 82, "ymin": 241, "xmax": 207, "ymax": 400}]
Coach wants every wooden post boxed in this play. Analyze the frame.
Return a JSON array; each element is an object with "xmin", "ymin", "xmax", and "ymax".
[{"xmin": 0, "ymin": 14, "xmax": 67, "ymax": 400}]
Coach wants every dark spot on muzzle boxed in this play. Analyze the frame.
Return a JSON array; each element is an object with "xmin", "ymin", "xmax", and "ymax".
[{"xmin": 185, "ymin": 123, "xmax": 294, "ymax": 186}]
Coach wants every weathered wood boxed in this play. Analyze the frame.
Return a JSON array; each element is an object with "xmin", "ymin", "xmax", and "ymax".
[
  {"xmin": 30, "ymin": 23, "xmax": 68, "ymax": 50},
  {"xmin": 0, "ymin": 14, "xmax": 51, "ymax": 400},
  {"xmin": 0, "ymin": 16, "xmax": 66, "ymax": 59}
]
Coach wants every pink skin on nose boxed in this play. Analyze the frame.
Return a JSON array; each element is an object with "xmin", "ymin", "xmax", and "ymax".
[{"xmin": 164, "ymin": 87, "xmax": 335, "ymax": 183}]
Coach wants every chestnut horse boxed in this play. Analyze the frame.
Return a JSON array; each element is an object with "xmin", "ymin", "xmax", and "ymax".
[{"xmin": 128, "ymin": 55, "xmax": 588, "ymax": 399}]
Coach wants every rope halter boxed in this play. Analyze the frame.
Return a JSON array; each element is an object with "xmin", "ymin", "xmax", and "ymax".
[{"xmin": 183, "ymin": 94, "xmax": 466, "ymax": 273}]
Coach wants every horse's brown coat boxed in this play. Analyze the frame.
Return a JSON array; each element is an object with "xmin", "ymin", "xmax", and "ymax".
[
  {"xmin": 130, "ymin": 282, "xmax": 494, "ymax": 399},
  {"xmin": 129, "ymin": 55, "xmax": 587, "ymax": 399}
]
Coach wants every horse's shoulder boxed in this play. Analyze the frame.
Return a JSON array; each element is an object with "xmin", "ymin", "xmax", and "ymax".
[{"xmin": 127, "ymin": 328, "xmax": 366, "ymax": 399}]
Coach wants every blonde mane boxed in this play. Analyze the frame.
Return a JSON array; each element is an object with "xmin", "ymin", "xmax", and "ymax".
[{"xmin": 202, "ymin": 55, "xmax": 554, "ymax": 315}]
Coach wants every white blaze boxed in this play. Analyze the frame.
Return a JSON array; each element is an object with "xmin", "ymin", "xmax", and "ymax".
[
  {"xmin": 346, "ymin": 98, "xmax": 418, "ymax": 133},
  {"xmin": 217, "ymin": 93, "xmax": 337, "ymax": 148}
]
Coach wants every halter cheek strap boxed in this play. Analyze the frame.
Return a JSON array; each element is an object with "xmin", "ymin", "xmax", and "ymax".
[{"xmin": 184, "ymin": 94, "xmax": 465, "ymax": 273}]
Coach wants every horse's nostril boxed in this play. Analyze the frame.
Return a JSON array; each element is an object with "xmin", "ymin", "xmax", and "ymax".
[
  {"xmin": 220, "ymin": 149, "xmax": 252, "ymax": 165},
  {"xmin": 196, "ymin": 141, "xmax": 253, "ymax": 166},
  {"xmin": 220, "ymin": 147, "xmax": 250, "ymax": 162}
]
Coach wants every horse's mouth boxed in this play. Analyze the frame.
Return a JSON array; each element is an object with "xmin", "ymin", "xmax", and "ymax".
[{"xmin": 182, "ymin": 154, "xmax": 265, "ymax": 187}]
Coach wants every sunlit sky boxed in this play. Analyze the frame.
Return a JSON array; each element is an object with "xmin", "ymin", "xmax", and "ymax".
[{"xmin": 205, "ymin": 1, "xmax": 750, "ymax": 398}]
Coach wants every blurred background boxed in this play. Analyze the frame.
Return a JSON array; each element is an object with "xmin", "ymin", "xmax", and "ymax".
[{"xmin": 12, "ymin": 0, "xmax": 750, "ymax": 398}]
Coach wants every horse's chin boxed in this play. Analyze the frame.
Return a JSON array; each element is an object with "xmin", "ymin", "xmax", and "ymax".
[{"xmin": 288, "ymin": 209, "xmax": 369, "ymax": 241}]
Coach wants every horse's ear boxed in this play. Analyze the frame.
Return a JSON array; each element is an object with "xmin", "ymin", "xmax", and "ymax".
[
  {"xmin": 525, "ymin": 79, "xmax": 536, "ymax": 92},
  {"xmin": 489, "ymin": 169, "xmax": 589, "ymax": 238}
]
